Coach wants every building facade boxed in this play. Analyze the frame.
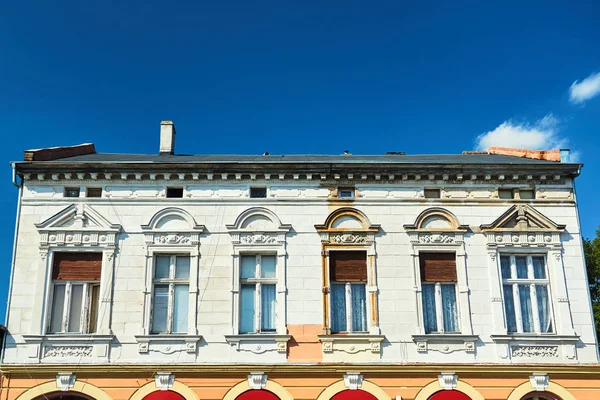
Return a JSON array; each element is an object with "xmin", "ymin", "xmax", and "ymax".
[{"xmin": 1, "ymin": 121, "xmax": 599, "ymax": 400}]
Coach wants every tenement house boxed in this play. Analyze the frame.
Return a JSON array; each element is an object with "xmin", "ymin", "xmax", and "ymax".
[{"xmin": 1, "ymin": 121, "xmax": 598, "ymax": 400}]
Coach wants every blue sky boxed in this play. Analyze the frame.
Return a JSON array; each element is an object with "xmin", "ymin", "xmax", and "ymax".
[{"xmin": 1, "ymin": 1, "xmax": 600, "ymax": 322}]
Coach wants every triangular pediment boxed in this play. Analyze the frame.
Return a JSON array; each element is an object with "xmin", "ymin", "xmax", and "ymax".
[
  {"xmin": 481, "ymin": 204, "xmax": 565, "ymax": 232},
  {"xmin": 36, "ymin": 204, "xmax": 121, "ymax": 232}
]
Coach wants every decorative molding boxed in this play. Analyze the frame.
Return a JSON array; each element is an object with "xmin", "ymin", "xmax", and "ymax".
[
  {"xmin": 44, "ymin": 346, "xmax": 93, "ymax": 358},
  {"xmin": 343, "ymin": 372, "xmax": 363, "ymax": 390},
  {"xmin": 56, "ymin": 372, "xmax": 76, "ymax": 391},
  {"xmin": 413, "ymin": 335, "xmax": 478, "ymax": 354},
  {"xmin": 134, "ymin": 335, "xmax": 202, "ymax": 354},
  {"xmin": 530, "ymin": 373, "xmax": 549, "ymax": 391},
  {"xmin": 248, "ymin": 372, "xmax": 268, "ymax": 390},
  {"xmin": 418, "ymin": 233, "xmax": 454, "ymax": 244},
  {"xmin": 225, "ymin": 335, "xmax": 291, "ymax": 354},
  {"xmin": 331, "ymin": 233, "xmax": 367, "ymax": 244},
  {"xmin": 155, "ymin": 372, "xmax": 175, "ymax": 391},
  {"xmin": 438, "ymin": 372, "xmax": 458, "ymax": 390},
  {"xmin": 318, "ymin": 335, "xmax": 385, "ymax": 357},
  {"xmin": 240, "ymin": 234, "xmax": 277, "ymax": 244},
  {"xmin": 512, "ymin": 346, "xmax": 558, "ymax": 358},
  {"xmin": 154, "ymin": 234, "xmax": 191, "ymax": 244}
]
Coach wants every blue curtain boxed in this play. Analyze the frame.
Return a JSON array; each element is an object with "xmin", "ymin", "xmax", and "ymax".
[
  {"xmin": 173, "ymin": 285, "xmax": 189, "ymax": 333},
  {"xmin": 331, "ymin": 284, "xmax": 347, "ymax": 333},
  {"xmin": 351, "ymin": 284, "xmax": 367, "ymax": 332},
  {"xmin": 515, "ymin": 256, "xmax": 528, "ymax": 279},
  {"xmin": 151, "ymin": 284, "xmax": 169, "ymax": 333},
  {"xmin": 500, "ymin": 256, "xmax": 511, "ymax": 279},
  {"xmin": 261, "ymin": 284, "xmax": 276, "ymax": 331},
  {"xmin": 536, "ymin": 285, "xmax": 552, "ymax": 333},
  {"xmin": 441, "ymin": 284, "xmax": 458, "ymax": 332},
  {"xmin": 532, "ymin": 256, "xmax": 546, "ymax": 279},
  {"xmin": 240, "ymin": 285, "xmax": 255, "ymax": 333},
  {"xmin": 503, "ymin": 285, "xmax": 517, "ymax": 333},
  {"xmin": 519, "ymin": 284, "xmax": 534, "ymax": 332},
  {"xmin": 422, "ymin": 284, "xmax": 437, "ymax": 333}
]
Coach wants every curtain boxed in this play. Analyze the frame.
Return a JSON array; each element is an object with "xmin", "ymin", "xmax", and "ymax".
[
  {"xmin": 173, "ymin": 284, "xmax": 189, "ymax": 333},
  {"xmin": 500, "ymin": 256, "xmax": 511, "ymax": 279},
  {"xmin": 155, "ymin": 256, "xmax": 171, "ymax": 278},
  {"xmin": 515, "ymin": 256, "xmax": 528, "ymax": 279},
  {"xmin": 241, "ymin": 256, "xmax": 256, "ymax": 279},
  {"xmin": 67, "ymin": 284, "xmax": 84, "ymax": 333},
  {"xmin": 441, "ymin": 284, "xmax": 458, "ymax": 332},
  {"xmin": 351, "ymin": 283, "xmax": 367, "ymax": 332},
  {"xmin": 151, "ymin": 284, "xmax": 169, "ymax": 333},
  {"xmin": 50, "ymin": 285, "xmax": 66, "ymax": 333},
  {"xmin": 503, "ymin": 285, "xmax": 517, "ymax": 333},
  {"xmin": 260, "ymin": 256, "xmax": 277, "ymax": 278},
  {"xmin": 536, "ymin": 285, "xmax": 552, "ymax": 333},
  {"xmin": 240, "ymin": 285, "xmax": 256, "ymax": 333},
  {"xmin": 519, "ymin": 284, "xmax": 534, "ymax": 332},
  {"xmin": 261, "ymin": 284, "xmax": 276, "ymax": 331},
  {"xmin": 175, "ymin": 256, "xmax": 190, "ymax": 279},
  {"xmin": 422, "ymin": 284, "xmax": 437, "ymax": 333},
  {"xmin": 532, "ymin": 256, "xmax": 546, "ymax": 279},
  {"xmin": 331, "ymin": 284, "xmax": 347, "ymax": 333}
]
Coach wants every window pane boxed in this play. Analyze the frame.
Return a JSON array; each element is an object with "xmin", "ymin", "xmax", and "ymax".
[
  {"xmin": 173, "ymin": 285, "xmax": 189, "ymax": 333},
  {"xmin": 536, "ymin": 285, "xmax": 552, "ymax": 333},
  {"xmin": 441, "ymin": 284, "xmax": 459, "ymax": 332},
  {"xmin": 500, "ymin": 256, "xmax": 511, "ymax": 279},
  {"xmin": 50, "ymin": 285, "xmax": 66, "ymax": 333},
  {"xmin": 532, "ymin": 256, "xmax": 546, "ymax": 279},
  {"xmin": 88, "ymin": 284, "xmax": 100, "ymax": 334},
  {"xmin": 240, "ymin": 285, "xmax": 256, "ymax": 333},
  {"xmin": 519, "ymin": 284, "xmax": 535, "ymax": 332},
  {"xmin": 351, "ymin": 283, "xmax": 367, "ymax": 332},
  {"xmin": 261, "ymin": 284, "xmax": 276, "ymax": 331},
  {"xmin": 155, "ymin": 256, "xmax": 171, "ymax": 279},
  {"xmin": 516, "ymin": 256, "xmax": 528, "ymax": 279},
  {"xmin": 151, "ymin": 285, "xmax": 169, "ymax": 333},
  {"xmin": 260, "ymin": 256, "xmax": 276, "ymax": 278},
  {"xmin": 330, "ymin": 284, "xmax": 347, "ymax": 333},
  {"xmin": 175, "ymin": 256, "xmax": 190, "ymax": 279},
  {"xmin": 503, "ymin": 285, "xmax": 517, "ymax": 333},
  {"xmin": 67, "ymin": 284, "xmax": 84, "ymax": 333},
  {"xmin": 422, "ymin": 284, "xmax": 437, "ymax": 333},
  {"xmin": 241, "ymin": 256, "xmax": 256, "ymax": 279}
]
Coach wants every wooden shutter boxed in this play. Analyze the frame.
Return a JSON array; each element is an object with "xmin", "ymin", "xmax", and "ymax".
[
  {"xmin": 52, "ymin": 252, "xmax": 102, "ymax": 281},
  {"xmin": 330, "ymin": 251, "xmax": 367, "ymax": 282},
  {"xmin": 419, "ymin": 252, "xmax": 456, "ymax": 282}
]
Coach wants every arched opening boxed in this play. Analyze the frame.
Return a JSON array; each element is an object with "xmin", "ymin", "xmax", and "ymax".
[
  {"xmin": 331, "ymin": 390, "xmax": 378, "ymax": 400},
  {"xmin": 142, "ymin": 391, "xmax": 186, "ymax": 400},
  {"xmin": 34, "ymin": 393, "xmax": 95, "ymax": 400},
  {"xmin": 428, "ymin": 391, "xmax": 472, "ymax": 400},
  {"xmin": 522, "ymin": 393, "xmax": 561, "ymax": 400},
  {"xmin": 235, "ymin": 390, "xmax": 280, "ymax": 400}
]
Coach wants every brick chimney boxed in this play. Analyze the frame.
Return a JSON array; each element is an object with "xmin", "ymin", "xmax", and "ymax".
[{"xmin": 159, "ymin": 121, "xmax": 176, "ymax": 155}]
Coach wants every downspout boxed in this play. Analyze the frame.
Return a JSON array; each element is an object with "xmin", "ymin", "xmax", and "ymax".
[{"xmin": 2, "ymin": 163, "xmax": 23, "ymax": 364}]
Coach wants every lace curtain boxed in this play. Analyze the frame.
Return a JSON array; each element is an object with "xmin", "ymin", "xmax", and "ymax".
[
  {"xmin": 422, "ymin": 284, "xmax": 437, "ymax": 333},
  {"xmin": 441, "ymin": 284, "xmax": 458, "ymax": 332},
  {"xmin": 331, "ymin": 284, "xmax": 347, "ymax": 333},
  {"xmin": 351, "ymin": 283, "xmax": 367, "ymax": 332},
  {"xmin": 261, "ymin": 284, "xmax": 276, "ymax": 331},
  {"xmin": 173, "ymin": 284, "xmax": 189, "ymax": 333}
]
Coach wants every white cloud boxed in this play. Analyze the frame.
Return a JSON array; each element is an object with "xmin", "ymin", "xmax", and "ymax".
[
  {"xmin": 475, "ymin": 114, "xmax": 568, "ymax": 151},
  {"xmin": 569, "ymin": 71, "xmax": 600, "ymax": 104}
]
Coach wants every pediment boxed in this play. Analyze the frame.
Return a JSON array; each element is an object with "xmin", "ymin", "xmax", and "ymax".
[
  {"xmin": 36, "ymin": 204, "xmax": 121, "ymax": 233},
  {"xmin": 481, "ymin": 205, "xmax": 565, "ymax": 232}
]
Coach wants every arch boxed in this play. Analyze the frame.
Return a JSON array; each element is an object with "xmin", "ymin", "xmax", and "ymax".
[
  {"xmin": 405, "ymin": 208, "xmax": 464, "ymax": 231},
  {"xmin": 16, "ymin": 380, "xmax": 112, "ymax": 400},
  {"xmin": 227, "ymin": 207, "xmax": 291, "ymax": 232},
  {"xmin": 129, "ymin": 380, "xmax": 199, "ymax": 400},
  {"xmin": 141, "ymin": 207, "xmax": 204, "ymax": 232},
  {"xmin": 506, "ymin": 381, "xmax": 576, "ymax": 400},
  {"xmin": 316, "ymin": 380, "xmax": 390, "ymax": 400},
  {"xmin": 331, "ymin": 390, "xmax": 378, "ymax": 400},
  {"xmin": 222, "ymin": 379, "xmax": 294, "ymax": 400},
  {"xmin": 414, "ymin": 380, "xmax": 484, "ymax": 400},
  {"xmin": 315, "ymin": 208, "xmax": 380, "ymax": 232}
]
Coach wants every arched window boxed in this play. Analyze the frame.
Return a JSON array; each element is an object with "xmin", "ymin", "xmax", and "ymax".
[
  {"xmin": 428, "ymin": 390, "xmax": 472, "ymax": 400},
  {"xmin": 522, "ymin": 393, "xmax": 560, "ymax": 400},
  {"xmin": 235, "ymin": 389, "xmax": 280, "ymax": 400},
  {"xmin": 142, "ymin": 391, "xmax": 186, "ymax": 400},
  {"xmin": 34, "ymin": 393, "xmax": 95, "ymax": 400},
  {"xmin": 331, "ymin": 390, "xmax": 378, "ymax": 400}
]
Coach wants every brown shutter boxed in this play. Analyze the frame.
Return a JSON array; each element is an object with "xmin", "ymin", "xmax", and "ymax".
[
  {"xmin": 419, "ymin": 252, "xmax": 456, "ymax": 282},
  {"xmin": 330, "ymin": 251, "xmax": 367, "ymax": 282},
  {"xmin": 52, "ymin": 252, "xmax": 102, "ymax": 281}
]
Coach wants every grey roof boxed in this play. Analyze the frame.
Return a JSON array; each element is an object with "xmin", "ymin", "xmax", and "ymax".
[{"xmin": 40, "ymin": 153, "xmax": 566, "ymax": 165}]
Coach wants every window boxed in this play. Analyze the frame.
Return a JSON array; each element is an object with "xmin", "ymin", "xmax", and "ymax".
[
  {"xmin": 329, "ymin": 251, "xmax": 367, "ymax": 333},
  {"xmin": 48, "ymin": 253, "xmax": 101, "ymax": 334},
  {"xmin": 498, "ymin": 188, "xmax": 514, "ymax": 199},
  {"xmin": 250, "ymin": 187, "xmax": 267, "ymax": 198},
  {"xmin": 64, "ymin": 187, "xmax": 80, "ymax": 198},
  {"xmin": 519, "ymin": 189, "xmax": 535, "ymax": 200},
  {"xmin": 501, "ymin": 255, "xmax": 553, "ymax": 334},
  {"xmin": 338, "ymin": 187, "xmax": 355, "ymax": 199},
  {"xmin": 240, "ymin": 254, "xmax": 277, "ymax": 333},
  {"xmin": 151, "ymin": 255, "xmax": 190, "ymax": 334},
  {"xmin": 420, "ymin": 252, "xmax": 459, "ymax": 333},
  {"xmin": 86, "ymin": 187, "xmax": 102, "ymax": 198},
  {"xmin": 166, "ymin": 187, "xmax": 183, "ymax": 198},
  {"xmin": 424, "ymin": 188, "xmax": 441, "ymax": 199}
]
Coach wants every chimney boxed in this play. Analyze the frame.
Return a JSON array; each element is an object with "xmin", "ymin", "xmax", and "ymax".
[
  {"xmin": 160, "ymin": 121, "xmax": 176, "ymax": 155},
  {"xmin": 560, "ymin": 149, "xmax": 570, "ymax": 163}
]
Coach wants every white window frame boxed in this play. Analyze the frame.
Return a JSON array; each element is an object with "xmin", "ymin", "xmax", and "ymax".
[
  {"xmin": 150, "ymin": 254, "xmax": 191, "ymax": 334},
  {"xmin": 48, "ymin": 280, "xmax": 100, "ymax": 334},
  {"xmin": 421, "ymin": 281, "xmax": 459, "ymax": 334},
  {"xmin": 500, "ymin": 254, "xmax": 554, "ymax": 334},
  {"xmin": 239, "ymin": 253, "xmax": 278, "ymax": 333}
]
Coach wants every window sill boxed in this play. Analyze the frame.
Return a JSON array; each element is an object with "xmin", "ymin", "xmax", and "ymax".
[
  {"xmin": 23, "ymin": 334, "xmax": 114, "ymax": 343},
  {"xmin": 134, "ymin": 334, "xmax": 202, "ymax": 354},
  {"xmin": 318, "ymin": 334, "xmax": 385, "ymax": 354},
  {"xmin": 225, "ymin": 334, "xmax": 291, "ymax": 354},
  {"xmin": 490, "ymin": 334, "xmax": 580, "ymax": 343},
  {"xmin": 22, "ymin": 334, "xmax": 114, "ymax": 361},
  {"xmin": 412, "ymin": 334, "xmax": 479, "ymax": 354}
]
